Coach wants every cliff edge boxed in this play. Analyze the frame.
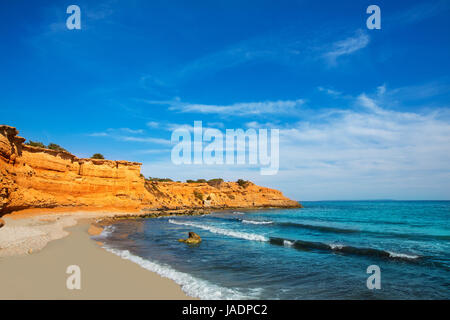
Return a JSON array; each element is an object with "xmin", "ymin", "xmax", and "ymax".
[{"xmin": 0, "ymin": 125, "xmax": 301, "ymax": 215}]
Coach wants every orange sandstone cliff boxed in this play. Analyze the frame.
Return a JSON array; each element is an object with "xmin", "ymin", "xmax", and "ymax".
[{"xmin": 0, "ymin": 125, "xmax": 301, "ymax": 215}]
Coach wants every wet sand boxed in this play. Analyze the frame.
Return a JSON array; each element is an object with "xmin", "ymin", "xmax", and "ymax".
[{"xmin": 0, "ymin": 216, "xmax": 191, "ymax": 300}]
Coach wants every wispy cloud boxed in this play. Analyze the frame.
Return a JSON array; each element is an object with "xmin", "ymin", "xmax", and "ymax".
[
  {"xmin": 174, "ymin": 27, "xmax": 365, "ymax": 80},
  {"xmin": 119, "ymin": 136, "xmax": 170, "ymax": 145},
  {"xmin": 88, "ymin": 128, "xmax": 144, "ymax": 136},
  {"xmin": 146, "ymin": 121, "xmax": 225, "ymax": 132},
  {"xmin": 88, "ymin": 127, "xmax": 170, "ymax": 145},
  {"xmin": 318, "ymin": 86, "xmax": 342, "ymax": 97},
  {"xmin": 177, "ymin": 33, "xmax": 304, "ymax": 79},
  {"xmin": 390, "ymin": 1, "xmax": 449, "ymax": 26},
  {"xmin": 382, "ymin": 81, "xmax": 450, "ymax": 102},
  {"xmin": 146, "ymin": 98, "xmax": 305, "ymax": 116},
  {"xmin": 323, "ymin": 30, "xmax": 370, "ymax": 65},
  {"xmin": 146, "ymin": 121, "xmax": 160, "ymax": 129},
  {"xmin": 139, "ymin": 84, "xmax": 450, "ymax": 200},
  {"xmin": 275, "ymin": 87, "xmax": 450, "ymax": 198}
]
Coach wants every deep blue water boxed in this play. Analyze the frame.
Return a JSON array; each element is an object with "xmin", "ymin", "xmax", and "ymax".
[{"xmin": 95, "ymin": 201, "xmax": 450, "ymax": 299}]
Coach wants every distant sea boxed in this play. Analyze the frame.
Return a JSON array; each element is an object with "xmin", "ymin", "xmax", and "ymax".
[{"xmin": 95, "ymin": 201, "xmax": 450, "ymax": 299}]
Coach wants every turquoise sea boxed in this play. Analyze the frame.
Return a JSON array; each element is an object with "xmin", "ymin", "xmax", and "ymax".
[{"xmin": 95, "ymin": 201, "xmax": 450, "ymax": 299}]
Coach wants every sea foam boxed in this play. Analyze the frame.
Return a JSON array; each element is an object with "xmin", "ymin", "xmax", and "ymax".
[
  {"xmin": 95, "ymin": 225, "xmax": 116, "ymax": 238},
  {"xmin": 168, "ymin": 219, "xmax": 268, "ymax": 242},
  {"xmin": 387, "ymin": 251, "xmax": 420, "ymax": 260},
  {"xmin": 241, "ymin": 219, "xmax": 273, "ymax": 225},
  {"xmin": 283, "ymin": 240, "xmax": 294, "ymax": 247},
  {"xmin": 103, "ymin": 246, "xmax": 260, "ymax": 300}
]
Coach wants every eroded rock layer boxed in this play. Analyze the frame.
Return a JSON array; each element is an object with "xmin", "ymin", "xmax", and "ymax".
[{"xmin": 0, "ymin": 125, "xmax": 301, "ymax": 215}]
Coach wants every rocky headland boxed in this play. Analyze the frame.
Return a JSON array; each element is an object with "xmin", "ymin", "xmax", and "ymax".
[{"xmin": 0, "ymin": 125, "xmax": 301, "ymax": 217}]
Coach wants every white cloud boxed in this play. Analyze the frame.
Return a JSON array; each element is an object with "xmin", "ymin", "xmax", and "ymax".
[
  {"xmin": 323, "ymin": 30, "xmax": 370, "ymax": 64},
  {"xmin": 274, "ymin": 91, "xmax": 450, "ymax": 199},
  {"xmin": 146, "ymin": 121, "xmax": 160, "ymax": 128},
  {"xmin": 88, "ymin": 127, "xmax": 170, "ymax": 145},
  {"xmin": 318, "ymin": 86, "xmax": 342, "ymax": 96},
  {"xmin": 119, "ymin": 136, "xmax": 171, "ymax": 145},
  {"xmin": 140, "ymin": 86, "xmax": 450, "ymax": 200},
  {"xmin": 88, "ymin": 127, "xmax": 143, "ymax": 137},
  {"xmin": 377, "ymin": 84, "xmax": 387, "ymax": 96},
  {"xmin": 207, "ymin": 122, "xmax": 225, "ymax": 128},
  {"xmin": 118, "ymin": 128, "xmax": 144, "ymax": 134},
  {"xmin": 88, "ymin": 132, "xmax": 109, "ymax": 137},
  {"xmin": 147, "ymin": 98, "xmax": 305, "ymax": 116}
]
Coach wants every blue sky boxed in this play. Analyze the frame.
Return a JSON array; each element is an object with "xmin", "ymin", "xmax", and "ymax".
[{"xmin": 1, "ymin": 0, "xmax": 450, "ymax": 200}]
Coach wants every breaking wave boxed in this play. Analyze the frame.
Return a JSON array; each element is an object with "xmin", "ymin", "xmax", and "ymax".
[
  {"xmin": 168, "ymin": 219, "xmax": 268, "ymax": 242},
  {"xmin": 168, "ymin": 219, "xmax": 422, "ymax": 264},
  {"xmin": 241, "ymin": 219, "xmax": 273, "ymax": 225},
  {"xmin": 103, "ymin": 246, "xmax": 262, "ymax": 300},
  {"xmin": 269, "ymin": 237, "xmax": 421, "ymax": 262}
]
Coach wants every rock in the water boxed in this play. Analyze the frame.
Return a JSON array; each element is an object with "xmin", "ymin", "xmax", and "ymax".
[
  {"xmin": 178, "ymin": 231, "xmax": 201, "ymax": 244},
  {"xmin": 0, "ymin": 218, "xmax": 4, "ymax": 228}
]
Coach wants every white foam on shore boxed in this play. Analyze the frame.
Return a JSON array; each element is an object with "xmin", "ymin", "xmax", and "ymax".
[
  {"xmin": 387, "ymin": 251, "xmax": 420, "ymax": 260},
  {"xmin": 283, "ymin": 240, "xmax": 294, "ymax": 247},
  {"xmin": 96, "ymin": 225, "xmax": 116, "ymax": 238},
  {"xmin": 103, "ymin": 246, "xmax": 260, "ymax": 300},
  {"xmin": 241, "ymin": 219, "xmax": 273, "ymax": 225},
  {"xmin": 169, "ymin": 219, "xmax": 268, "ymax": 242}
]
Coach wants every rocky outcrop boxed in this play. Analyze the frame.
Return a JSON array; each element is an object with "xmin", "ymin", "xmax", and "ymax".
[
  {"xmin": 0, "ymin": 125, "xmax": 301, "ymax": 215},
  {"xmin": 142, "ymin": 180, "xmax": 301, "ymax": 210},
  {"xmin": 0, "ymin": 125, "xmax": 148, "ymax": 214},
  {"xmin": 178, "ymin": 232, "xmax": 202, "ymax": 244}
]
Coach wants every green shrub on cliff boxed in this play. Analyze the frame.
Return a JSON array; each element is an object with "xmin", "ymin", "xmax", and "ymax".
[
  {"xmin": 146, "ymin": 177, "xmax": 173, "ymax": 182},
  {"xmin": 91, "ymin": 153, "xmax": 105, "ymax": 159},
  {"xmin": 25, "ymin": 140, "xmax": 68, "ymax": 152},
  {"xmin": 237, "ymin": 179, "xmax": 250, "ymax": 188},
  {"xmin": 187, "ymin": 179, "xmax": 207, "ymax": 183},
  {"xmin": 47, "ymin": 143, "xmax": 67, "ymax": 152},
  {"xmin": 207, "ymin": 178, "xmax": 224, "ymax": 187},
  {"xmin": 25, "ymin": 140, "xmax": 46, "ymax": 148}
]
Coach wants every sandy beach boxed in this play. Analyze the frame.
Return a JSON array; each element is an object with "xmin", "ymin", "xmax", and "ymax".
[{"xmin": 0, "ymin": 212, "xmax": 191, "ymax": 300}]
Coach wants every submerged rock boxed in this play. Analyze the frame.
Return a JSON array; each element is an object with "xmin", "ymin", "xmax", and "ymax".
[{"xmin": 178, "ymin": 231, "xmax": 202, "ymax": 244}]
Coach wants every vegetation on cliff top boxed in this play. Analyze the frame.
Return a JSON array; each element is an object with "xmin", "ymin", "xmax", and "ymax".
[
  {"xmin": 186, "ymin": 178, "xmax": 224, "ymax": 187},
  {"xmin": 25, "ymin": 140, "xmax": 46, "ymax": 148},
  {"xmin": 146, "ymin": 177, "xmax": 173, "ymax": 182},
  {"xmin": 25, "ymin": 141, "xmax": 67, "ymax": 152},
  {"xmin": 91, "ymin": 153, "xmax": 105, "ymax": 159},
  {"xmin": 237, "ymin": 179, "xmax": 250, "ymax": 188},
  {"xmin": 187, "ymin": 179, "xmax": 207, "ymax": 183},
  {"xmin": 47, "ymin": 143, "xmax": 67, "ymax": 152},
  {"xmin": 207, "ymin": 178, "xmax": 224, "ymax": 187}
]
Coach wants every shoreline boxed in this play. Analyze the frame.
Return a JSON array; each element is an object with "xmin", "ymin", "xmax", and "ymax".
[
  {"xmin": 0, "ymin": 205, "xmax": 298, "ymax": 257},
  {"xmin": 0, "ymin": 205, "xmax": 299, "ymax": 299},
  {"xmin": 0, "ymin": 211, "xmax": 194, "ymax": 299}
]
